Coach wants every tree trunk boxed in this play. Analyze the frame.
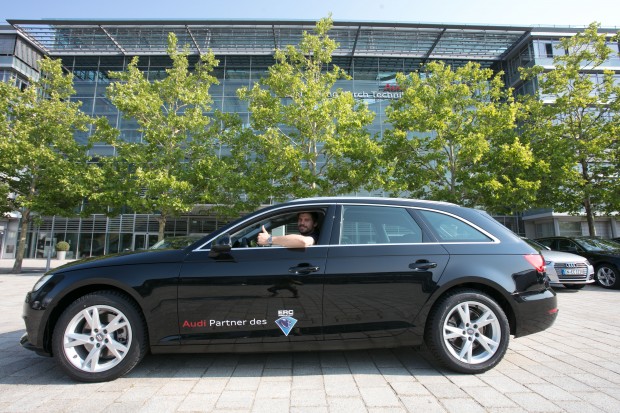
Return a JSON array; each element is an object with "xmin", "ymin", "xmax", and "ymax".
[
  {"xmin": 581, "ymin": 161, "xmax": 596, "ymax": 237},
  {"xmin": 157, "ymin": 215, "xmax": 167, "ymax": 241},
  {"xmin": 583, "ymin": 197, "xmax": 597, "ymax": 237},
  {"xmin": 11, "ymin": 210, "xmax": 30, "ymax": 274}
]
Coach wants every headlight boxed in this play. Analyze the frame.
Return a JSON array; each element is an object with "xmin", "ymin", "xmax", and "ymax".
[{"xmin": 33, "ymin": 274, "xmax": 53, "ymax": 292}]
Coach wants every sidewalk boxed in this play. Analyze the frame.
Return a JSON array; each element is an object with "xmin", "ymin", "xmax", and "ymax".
[{"xmin": 0, "ymin": 258, "xmax": 76, "ymax": 274}]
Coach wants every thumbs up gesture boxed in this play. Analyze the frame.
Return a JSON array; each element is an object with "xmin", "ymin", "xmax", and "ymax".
[{"xmin": 258, "ymin": 225, "xmax": 271, "ymax": 246}]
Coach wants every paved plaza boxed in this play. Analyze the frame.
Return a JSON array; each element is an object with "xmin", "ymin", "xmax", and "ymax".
[{"xmin": 1, "ymin": 259, "xmax": 619, "ymax": 412}]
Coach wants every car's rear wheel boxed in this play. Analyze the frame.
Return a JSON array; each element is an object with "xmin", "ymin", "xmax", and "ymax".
[
  {"xmin": 425, "ymin": 289, "xmax": 509, "ymax": 374},
  {"xmin": 52, "ymin": 291, "xmax": 147, "ymax": 382},
  {"xmin": 563, "ymin": 284, "xmax": 586, "ymax": 290},
  {"xmin": 595, "ymin": 264, "xmax": 619, "ymax": 289}
]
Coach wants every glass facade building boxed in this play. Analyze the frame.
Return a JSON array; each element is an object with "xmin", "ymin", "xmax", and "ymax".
[{"xmin": 1, "ymin": 20, "xmax": 619, "ymax": 259}]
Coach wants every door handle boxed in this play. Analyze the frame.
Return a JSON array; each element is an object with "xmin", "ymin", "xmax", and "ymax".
[
  {"xmin": 289, "ymin": 264, "xmax": 320, "ymax": 275},
  {"xmin": 409, "ymin": 260, "xmax": 438, "ymax": 271}
]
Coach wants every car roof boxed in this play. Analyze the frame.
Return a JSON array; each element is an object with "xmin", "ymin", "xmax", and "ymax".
[{"xmin": 292, "ymin": 196, "xmax": 459, "ymax": 207}]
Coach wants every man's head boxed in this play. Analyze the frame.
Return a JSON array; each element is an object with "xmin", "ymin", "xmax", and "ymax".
[{"xmin": 297, "ymin": 212, "xmax": 319, "ymax": 236}]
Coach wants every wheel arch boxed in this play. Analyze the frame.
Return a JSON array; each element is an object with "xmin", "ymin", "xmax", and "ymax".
[
  {"xmin": 595, "ymin": 261, "xmax": 619, "ymax": 272},
  {"xmin": 43, "ymin": 284, "xmax": 149, "ymax": 356},
  {"xmin": 422, "ymin": 282, "xmax": 517, "ymax": 337}
]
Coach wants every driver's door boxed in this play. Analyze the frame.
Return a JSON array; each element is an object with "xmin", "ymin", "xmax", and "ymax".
[{"xmin": 177, "ymin": 206, "xmax": 333, "ymax": 347}]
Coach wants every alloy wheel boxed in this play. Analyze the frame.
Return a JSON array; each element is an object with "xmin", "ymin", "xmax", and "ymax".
[{"xmin": 62, "ymin": 304, "xmax": 133, "ymax": 373}]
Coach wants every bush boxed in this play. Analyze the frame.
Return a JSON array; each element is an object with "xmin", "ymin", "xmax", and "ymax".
[{"xmin": 55, "ymin": 241, "xmax": 70, "ymax": 251}]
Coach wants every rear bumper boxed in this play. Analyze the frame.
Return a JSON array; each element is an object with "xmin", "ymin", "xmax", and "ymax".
[{"xmin": 513, "ymin": 288, "xmax": 558, "ymax": 337}]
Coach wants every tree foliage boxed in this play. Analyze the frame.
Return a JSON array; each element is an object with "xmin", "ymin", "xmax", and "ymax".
[
  {"xmin": 236, "ymin": 16, "xmax": 380, "ymax": 204},
  {"xmin": 0, "ymin": 58, "xmax": 98, "ymax": 273},
  {"xmin": 384, "ymin": 61, "xmax": 544, "ymax": 213},
  {"xmin": 103, "ymin": 33, "xmax": 233, "ymax": 240},
  {"xmin": 520, "ymin": 22, "xmax": 620, "ymax": 235}
]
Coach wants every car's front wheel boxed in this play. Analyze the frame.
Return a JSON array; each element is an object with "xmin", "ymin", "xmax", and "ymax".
[
  {"xmin": 52, "ymin": 291, "xmax": 148, "ymax": 382},
  {"xmin": 425, "ymin": 289, "xmax": 509, "ymax": 374},
  {"xmin": 595, "ymin": 264, "xmax": 619, "ymax": 289}
]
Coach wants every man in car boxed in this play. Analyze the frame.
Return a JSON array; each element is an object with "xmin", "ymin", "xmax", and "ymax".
[{"xmin": 258, "ymin": 211, "xmax": 320, "ymax": 248}]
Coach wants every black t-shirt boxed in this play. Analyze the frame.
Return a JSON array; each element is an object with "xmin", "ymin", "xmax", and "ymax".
[{"xmin": 308, "ymin": 231, "xmax": 320, "ymax": 245}]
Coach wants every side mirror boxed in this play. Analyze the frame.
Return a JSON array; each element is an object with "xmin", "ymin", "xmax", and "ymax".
[{"xmin": 209, "ymin": 234, "xmax": 232, "ymax": 257}]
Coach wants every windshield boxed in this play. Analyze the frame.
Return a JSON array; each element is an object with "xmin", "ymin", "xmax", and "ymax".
[{"xmin": 574, "ymin": 238, "xmax": 620, "ymax": 252}]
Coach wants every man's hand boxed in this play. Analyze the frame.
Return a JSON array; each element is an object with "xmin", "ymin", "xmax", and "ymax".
[{"xmin": 257, "ymin": 225, "xmax": 270, "ymax": 246}]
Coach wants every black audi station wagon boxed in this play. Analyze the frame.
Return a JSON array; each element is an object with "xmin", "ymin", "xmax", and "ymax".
[{"xmin": 21, "ymin": 197, "xmax": 558, "ymax": 382}]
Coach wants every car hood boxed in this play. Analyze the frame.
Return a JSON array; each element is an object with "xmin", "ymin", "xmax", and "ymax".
[
  {"xmin": 540, "ymin": 250, "xmax": 589, "ymax": 263},
  {"xmin": 593, "ymin": 250, "xmax": 620, "ymax": 258},
  {"xmin": 50, "ymin": 249, "xmax": 188, "ymax": 273}
]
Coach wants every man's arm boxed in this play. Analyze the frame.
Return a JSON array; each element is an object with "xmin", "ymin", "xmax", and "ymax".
[{"xmin": 257, "ymin": 226, "xmax": 315, "ymax": 248}]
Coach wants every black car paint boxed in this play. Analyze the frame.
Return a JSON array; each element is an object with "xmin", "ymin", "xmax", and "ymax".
[
  {"xmin": 22, "ymin": 198, "xmax": 557, "ymax": 359},
  {"xmin": 535, "ymin": 236, "xmax": 620, "ymax": 274}
]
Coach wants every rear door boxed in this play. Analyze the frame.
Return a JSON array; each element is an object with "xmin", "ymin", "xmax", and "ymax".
[{"xmin": 322, "ymin": 204, "xmax": 449, "ymax": 340}]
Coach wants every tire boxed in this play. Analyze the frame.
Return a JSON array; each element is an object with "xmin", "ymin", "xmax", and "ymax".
[
  {"xmin": 563, "ymin": 284, "xmax": 586, "ymax": 290},
  {"xmin": 595, "ymin": 264, "xmax": 619, "ymax": 289},
  {"xmin": 425, "ymin": 289, "xmax": 510, "ymax": 374},
  {"xmin": 52, "ymin": 291, "xmax": 148, "ymax": 382}
]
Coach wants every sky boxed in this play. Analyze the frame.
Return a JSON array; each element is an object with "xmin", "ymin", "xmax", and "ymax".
[{"xmin": 1, "ymin": 0, "xmax": 619, "ymax": 28}]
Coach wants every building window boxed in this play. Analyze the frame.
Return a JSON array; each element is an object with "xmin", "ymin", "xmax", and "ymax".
[
  {"xmin": 534, "ymin": 221, "xmax": 554, "ymax": 238},
  {"xmin": 559, "ymin": 221, "xmax": 582, "ymax": 237},
  {"xmin": 545, "ymin": 43, "xmax": 554, "ymax": 58}
]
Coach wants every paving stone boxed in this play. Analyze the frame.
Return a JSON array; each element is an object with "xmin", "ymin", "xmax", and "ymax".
[
  {"xmin": 216, "ymin": 389, "xmax": 256, "ymax": 409},
  {"xmin": 441, "ymin": 397, "xmax": 487, "ymax": 413},
  {"xmin": 358, "ymin": 386, "xmax": 401, "ymax": 407},
  {"xmin": 290, "ymin": 388, "xmax": 327, "ymax": 407},
  {"xmin": 326, "ymin": 396, "xmax": 369, "ymax": 413},
  {"xmin": 506, "ymin": 392, "xmax": 564, "ymax": 412},
  {"xmin": 462, "ymin": 386, "xmax": 518, "ymax": 408},
  {"xmin": 400, "ymin": 395, "xmax": 447, "ymax": 412}
]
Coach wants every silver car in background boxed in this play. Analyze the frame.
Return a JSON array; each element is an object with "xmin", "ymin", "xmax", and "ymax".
[{"xmin": 524, "ymin": 238, "xmax": 595, "ymax": 289}]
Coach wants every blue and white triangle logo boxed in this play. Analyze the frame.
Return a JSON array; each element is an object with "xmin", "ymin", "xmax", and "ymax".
[{"xmin": 275, "ymin": 316, "xmax": 297, "ymax": 336}]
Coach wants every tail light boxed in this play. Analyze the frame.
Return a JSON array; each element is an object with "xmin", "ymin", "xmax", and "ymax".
[{"xmin": 524, "ymin": 254, "xmax": 546, "ymax": 273}]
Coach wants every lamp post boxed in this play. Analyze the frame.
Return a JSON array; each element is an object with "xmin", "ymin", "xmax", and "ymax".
[{"xmin": 45, "ymin": 215, "xmax": 55, "ymax": 272}]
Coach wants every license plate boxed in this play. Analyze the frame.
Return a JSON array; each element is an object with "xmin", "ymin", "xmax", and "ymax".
[{"xmin": 561, "ymin": 268, "xmax": 586, "ymax": 275}]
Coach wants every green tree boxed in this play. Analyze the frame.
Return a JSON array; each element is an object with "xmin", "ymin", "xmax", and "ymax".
[
  {"xmin": 520, "ymin": 23, "xmax": 620, "ymax": 235},
  {"xmin": 384, "ymin": 61, "xmax": 544, "ymax": 212},
  {"xmin": 0, "ymin": 58, "xmax": 98, "ymax": 273},
  {"xmin": 236, "ymin": 16, "xmax": 379, "ymax": 204},
  {"xmin": 103, "ymin": 33, "xmax": 230, "ymax": 240}
]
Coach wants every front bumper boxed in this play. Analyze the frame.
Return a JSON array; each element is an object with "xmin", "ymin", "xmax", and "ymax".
[{"xmin": 20, "ymin": 333, "xmax": 51, "ymax": 357}]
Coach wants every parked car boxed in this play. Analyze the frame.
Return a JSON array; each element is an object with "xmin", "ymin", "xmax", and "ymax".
[
  {"xmin": 150, "ymin": 235, "xmax": 203, "ymax": 250},
  {"xmin": 535, "ymin": 236, "xmax": 620, "ymax": 289},
  {"xmin": 21, "ymin": 197, "xmax": 557, "ymax": 382},
  {"xmin": 522, "ymin": 238, "xmax": 594, "ymax": 289}
]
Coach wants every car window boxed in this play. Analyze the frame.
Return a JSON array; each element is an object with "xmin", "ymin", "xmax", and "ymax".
[
  {"xmin": 557, "ymin": 239, "xmax": 578, "ymax": 252},
  {"xmin": 536, "ymin": 238, "xmax": 554, "ymax": 248},
  {"xmin": 574, "ymin": 238, "xmax": 620, "ymax": 252},
  {"xmin": 229, "ymin": 209, "xmax": 325, "ymax": 248},
  {"xmin": 340, "ymin": 206, "xmax": 422, "ymax": 245},
  {"xmin": 418, "ymin": 210, "xmax": 491, "ymax": 242}
]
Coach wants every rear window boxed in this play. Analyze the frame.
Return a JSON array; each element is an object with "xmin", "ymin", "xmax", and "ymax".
[
  {"xmin": 340, "ymin": 205, "xmax": 423, "ymax": 245},
  {"xmin": 418, "ymin": 210, "xmax": 492, "ymax": 242}
]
